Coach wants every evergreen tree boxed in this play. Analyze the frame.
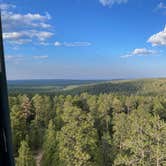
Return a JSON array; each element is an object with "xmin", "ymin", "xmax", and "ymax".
[
  {"xmin": 113, "ymin": 109, "xmax": 166, "ymax": 165},
  {"xmin": 148, "ymin": 115, "xmax": 166, "ymax": 165},
  {"xmin": 9, "ymin": 91, "xmax": 166, "ymax": 166},
  {"xmin": 10, "ymin": 104, "xmax": 27, "ymax": 153},
  {"xmin": 32, "ymin": 94, "xmax": 45, "ymax": 127},
  {"xmin": 29, "ymin": 120, "xmax": 43, "ymax": 150},
  {"xmin": 42, "ymin": 120, "xmax": 59, "ymax": 166},
  {"xmin": 16, "ymin": 140, "xmax": 35, "ymax": 166},
  {"xmin": 58, "ymin": 102, "xmax": 101, "ymax": 166},
  {"xmin": 101, "ymin": 132, "xmax": 114, "ymax": 166}
]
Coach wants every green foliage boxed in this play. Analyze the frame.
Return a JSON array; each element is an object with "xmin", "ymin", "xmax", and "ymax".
[
  {"xmin": 101, "ymin": 132, "xmax": 114, "ymax": 165},
  {"xmin": 10, "ymin": 95, "xmax": 35, "ymax": 153},
  {"xmin": 65, "ymin": 78, "xmax": 166, "ymax": 96},
  {"xmin": 9, "ymin": 83, "xmax": 166, "ymax": 165},
  {"xmin": 58, "ymin": 102, "xmax": 101, "ymax": 166},
  {"xmin": 42, "ymin": 120, "xmax": 59, "ymax": 166},
  {"xmin": 16, "ymin": 140, "xmax": 35, "ymax": 166},
  {"xmin": 113, "ymin": 109, "xmax": 166, "ymax": 165},
  {"xmin": 9, "ymin": 78, "xmax": 166, "ymax": 95}
]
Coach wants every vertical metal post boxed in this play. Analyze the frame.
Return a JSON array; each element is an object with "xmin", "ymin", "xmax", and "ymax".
[{"xmin": 0, "ymin": 12, "xmax": 15, "ymax": 166}]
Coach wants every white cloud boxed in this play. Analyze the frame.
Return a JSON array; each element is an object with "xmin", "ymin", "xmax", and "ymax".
[
  {"xmin": 2, "ymin": 11, "xmax": 52, "ymax": 31},
  {"xmin": 39, "ymin": 42, "xmax": 51, "ymax": 46},
  {"xmin": 64, "ymin": 42, "xmax": 92, "ymax": 47},
  {"xmin": 121, "ymin": 48, "xmax": 157, "ymax": 58},
  {"xmin": 33, "ymin": 55, "xmax": 49, "ymax": 60},
  {"xmin": 34, "ymin": 31, "xmax": 54, "ymax": 41},
  {"xmin": 1, "ymin": 3, "xmax": 54, "ymax": 46},
  {"xmin": 5, "ymin": 55, "xmax": 49, "ymax": 64},
  {"xmin": 148, "ymin": 26, "xmax": 166, "ymax": 46},
  {"xmin": 5, "ymin": 13, "xmax": 50, "ymax": 22},
  {"xmin": 157, "ymin": 2, "xmax": 166, "ymax": 9},
  {"xmin": 3, "ymin": 32, "xmax": 25, "ymax": 40},
  {"xmin": 5, "ymin": 55, "xmax": 23, "ymax": 60},
  {"xmin": 54, "ymin": 41, "xmax": 92, "ymax": 47},
  {"xmin": 54, "ymin": 41, "xmax": 62, "ymax": 46},
  {"xmin": 5, "ymin": 55, "xmax": 24, "ymax": 64},
  {"xmin": 36, "ymin": 23, "xmax": 52, "ymax": 28},
  {"xmin": 9, "ymin": 39, "xmax": 32, "ymax": 45},
  {"xmin": 0, "ymin": 3, "xmax": 16, "ymax": 10},
  {"xmin": 3, "ymin": 30, "xmax": 54, "ymax": 44},
  {"xmin": 132, "ymin": 48, "xmax": 156, "ymax": 55},
  {"xmin": 99, "ymin": 0, "xmax": 128, "ymax": 7}
]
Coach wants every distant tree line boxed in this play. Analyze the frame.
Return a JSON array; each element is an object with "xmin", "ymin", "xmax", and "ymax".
[{"xmin": 9, "ymin": 79, "xmax": 166, "ymax": 96}]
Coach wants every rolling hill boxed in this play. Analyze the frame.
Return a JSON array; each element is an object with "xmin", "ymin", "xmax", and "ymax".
[{"xmin": 8, "ymin": 78, "xmax": 166, "ymax": 96}]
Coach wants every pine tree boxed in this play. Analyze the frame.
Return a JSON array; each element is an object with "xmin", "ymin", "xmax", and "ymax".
[
  {"xmin": 113, "ymin": 109, "xmax": 166, "ymax": 165},
  {"xmin": 10, "ymin": 104, "xmax": 27, "ymax": 153},
  {"xmin": 101, "ymin": 132, "xmax": 114, "ymax": 166},
  {"xmin": 148, "ymin": 115, "xmax": 166, "ymax": 165},
  {"xmin": 42, "ymin": 120, "xmax": 59, "ymax": 166},
  {"xmin": 16, "ymin": 140, "xmax": 35, "ymax": 166},
  {"xmin": 32, "ymin": 94, "xmax": 45, "ymax": 126},
  {"xmin": 58, "ymin": 102, "xmax": 101, "ymax": 166}
]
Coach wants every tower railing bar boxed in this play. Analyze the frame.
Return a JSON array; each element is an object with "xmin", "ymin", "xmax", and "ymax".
[{"xmin": 0, "ymin": 11, "xmax": 15, "ymax": 166}]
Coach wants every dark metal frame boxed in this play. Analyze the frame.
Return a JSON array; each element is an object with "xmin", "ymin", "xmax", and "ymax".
[{"xmin": 0, "ymin": 12, "xmax": 15, "ymax": 166}]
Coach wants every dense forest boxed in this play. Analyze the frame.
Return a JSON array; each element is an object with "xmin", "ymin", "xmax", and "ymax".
[
  {"xmin": 8, "ymin": 79, "xmax": 107, "ymax": 94},
  {"xmin": 9, "ymin": 79, "xmax": 166, "ymax": 165},
  {"xmin": 9, "ymin": 78, "xmax": 166, "ymax": 96}
]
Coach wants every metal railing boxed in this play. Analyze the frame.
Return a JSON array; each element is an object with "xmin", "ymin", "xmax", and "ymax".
[{"xmin": 0, "ymin": 12, "xmax": 15, "ymax": 166}]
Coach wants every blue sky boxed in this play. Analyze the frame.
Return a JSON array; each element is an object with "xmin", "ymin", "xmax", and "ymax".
[{"xmin": 1, "ymin": 0, "xmax": 166, "ymax": 80}]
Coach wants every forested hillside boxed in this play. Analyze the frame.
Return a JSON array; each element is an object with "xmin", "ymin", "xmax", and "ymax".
[
  {"xmin": 65, "ymin": 78, "xmax": 166, "ymax": 96},
  {"xmin": 8, "ymin": 79, "xmax": 107, "ymax": 94},
  {"xmin": 9, "ymin": 78, "xmax": 166, "ymax": 96},
  {"xmin": 10, "ymin": 83, "xmax": 166, "ymax": 165}
]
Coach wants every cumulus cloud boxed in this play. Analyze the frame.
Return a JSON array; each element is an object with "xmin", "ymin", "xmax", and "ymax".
[
  {"xmin": 39, "ymin": 42, "xmax": 51, "ymax": 46},
  {"xmin": 54, "ymin": 41, "xmax": 92, "ymax": 47},
  {"xmin": 5, "ymin": 12, "xmax": 50, "ymax": 22},
  {"xmin": 121, "ymin": 48, "xmax": 157, "ymax": 58},
  {"xmin": 33, "ymin": 55, "xmax": 49, "ymax": 60},
  {"xmin": 5, "ymin": 55, "xmax": 23, "ymax": 60},
  {"xmin": 148, "ymin": 26, "xmax": 166, "ymax": 46},
  {"xmin": 0, "ymin": 3, "xmax": 15, "ymax": 10},
  {"xmin": 1, "ymin": 3, "xmax": 54, "ymax": 45},
  {"xmin": 3, "ymin": 31, "xmax": 53, "ymax": 44},
  {"xmin": 5, "ymin": 55, "xmax": 49, "ymax": 63},
  {"xmin": 5, "ymin": 55, "xmax": 24, "ymax": 64},
  {"xmin": 2, "ymin": 10, "xmax": 52, "ymax": 31},
  {"xmin": 132, "ymin": 48, "xmax": 156, "ymax": 55},
  {"xmin": 99, "ymin": 0, "xmax": 128, "ymax": 7},
  {"xmin": 54, "ymin": 41, "xmax": 62, "ymax": 47},
  {"xmin": 64, "ymin": 42, "xmax": 92, "ymax": 47},
  {"xmin": 157, "ymin": 2, "xmax": 166, "ymax": 9}
]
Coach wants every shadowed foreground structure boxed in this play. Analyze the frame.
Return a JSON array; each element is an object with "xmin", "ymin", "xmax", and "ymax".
[{"xmin": 0, "ymin": 13, "xmax": 15, "ymax": 166}]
